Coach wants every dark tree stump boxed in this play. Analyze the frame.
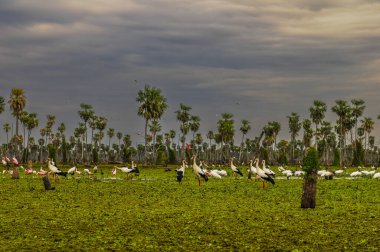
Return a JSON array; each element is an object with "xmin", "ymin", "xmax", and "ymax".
[
  {"xmin": 11, "ymin": 169, "xmax": 20, "ymax": 179},
  {"xmin": 301, "ymin": 172, "xmax": 317, "ymax": 208},
  {"xmin": 42, "ymin": 174, "xmax": 55, "ymax": 190}
]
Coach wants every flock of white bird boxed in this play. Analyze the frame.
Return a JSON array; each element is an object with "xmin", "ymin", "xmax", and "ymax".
[
  {"xmin": 175, "ymin": 155, "xmax": 380, "ymax": 188},
  {"xmin": 2, "ymin": 155, "xmax": 380, "ymax": 184},
  {"xmin": 1, "ymin": 157, "xmax": 140, "ymax": 179}
]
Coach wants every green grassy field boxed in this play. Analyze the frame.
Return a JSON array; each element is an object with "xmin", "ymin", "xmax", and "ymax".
[{"xmin": 0, "ymin": 166, "xmax": 379, "ymax": 251}]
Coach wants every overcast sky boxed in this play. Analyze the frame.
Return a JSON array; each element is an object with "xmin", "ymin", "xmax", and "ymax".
[{"xmin": 1, "ymin": 0, "xmax": 380, "ymax": 145}]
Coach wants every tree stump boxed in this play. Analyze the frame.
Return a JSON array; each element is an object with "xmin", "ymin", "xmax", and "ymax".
[
  {"xmin": 301, "ymin": 147, "xmax": 319, "ymax": 209},
  {"xmin": 11, "ymin": 169, "xmax": 20, "ymax": 179},
  {"xmin": 301, "ymin": 172, "xmax": 317, "ymax": 208},
  {"xmin": 42, "ymin": 174, "xmax": 55, "ymax": 190}
]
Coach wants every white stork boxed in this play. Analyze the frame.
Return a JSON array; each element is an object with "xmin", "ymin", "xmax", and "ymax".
[
  {"xmin": 255, "ymin": 159, "xmax": 275, "ymax": 188},
  {"xmin": 176, "ymin": 160, "xmax": 186, "ymax": 183},
  {"xmin": 191, "ymin": 155, "xmax": 208, "ymax": 187},
  {"xmin": 230, "ymin": 157, "xmax": 243, "ymax": 177}
]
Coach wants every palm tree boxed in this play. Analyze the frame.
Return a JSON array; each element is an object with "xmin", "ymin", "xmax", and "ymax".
[
  {"xmin": 319, "ymin": 121, "xmax": 333, "ymax": 164},
  {"xmin": 19, "ymin": 111, "xmax": 29, "ymax": 148},
  {"xmin": 217, "ymin": 113, "xmax": 234, "ymax": 161},
  {"xmin": 58, "ymin": 123, "xmax": 66, "ymax": 136},
  {"xmin": 270, "ymin": 121, "xmax": 281, "ymax": 150},
  {"xmin": 95, "ymin": 116, "xmax": 107, "ymax": 155},
  {"xmin": 309, "ymin": 100, "xmax": 327, "ymax": 149},
  {"xmin": 332, "ymin": 100, "xmax": 350, "ymax": 167},
  {"xmin": 74, "ymin": 122, "xmax": 86, "ymax": 162},
  {"xmin": 351, "ymin": 99, "xmax": 365, "ymax": 143},
  {"xmin": 137, "ymin": 85, "xmax": 168, "ymax": 163},
  {"xmin": 38, "ymin": 138, "xmax": 45, "ymax": 162},
  {"xmin": 45, "ymin": 114, "xmax": 56, "ymax": 144},
  {"xmin": 107, "ymin": 128, "xmax": 115, "ymax": 149},
  {"xmin": 361, "ymin": 117, "xmax": 374, "ymax": 164},
  {"xmin": 302, "ymin": 119, "xmax": 313, "ymax": 151},
  {"xmin": 287, "ymin": 112, "xmax": 301, "ymax": 164},
  {"xmin": 206, "ymin": 130, "xmax": 214, "ymax": 162},
  {"xmin": 189, "ymin": 115, "xmax": 201, "ymax": 141},
  {"xmin": 239, "ymin": 119, "xmax": 251, "ymax": 162},
  {"xmin": 175, "ymin": 103, "xmax": 191, "ymax": 159},
  {"xmin": 149, "ymin": 120, "xmax": 161, "ymax": 161},
  {"xmin": 195, "ymin": 133, "xmax": 203, "ymax": 155},
  {"xmin": 78, "ymin": 104, "xmax": 94, "ymax": 147},
  {"xmin": 8, "ymin": 88, "xmax": 26, "ymax": 136},
  {"xmin": 25, "ymin": 113, "xmax": 38, "ymax": 161},
  {"xmin": 3, "ymin": 123, "xmax": 11, "ymax": 150},
  {"xmin": 116, "ymin": 132, "xmax": 123, "ymax": 146}
]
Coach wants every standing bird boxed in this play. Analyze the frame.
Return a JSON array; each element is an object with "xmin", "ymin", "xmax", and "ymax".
[
  {"xmin": 247, "ymin": 159, "xmax": 257, "ymax": 180},
  {"xmin": 176, "ymin": 160, "xmax": 187, "ymax": 183},
  {"xmin": 262, "ymin": 160, "xmax": 276, "ymax": 177},
  {"xmin": 255, "ymin": 159, "xmax": 275, "ymax": 188},
  {"xmin": 230, "ymin": 157, "xmax": 243, "ymax": 177},
  {"xmin": 47, "ymin": 158, "xmax": 67, "ymax": 177},
  {"xmin": 191, "ymin": 155, "xmax": 208, "ymax": 187}
]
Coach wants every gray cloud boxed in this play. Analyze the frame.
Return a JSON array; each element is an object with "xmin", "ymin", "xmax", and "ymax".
[{"xmin": 1, "ymin": 0, "xmax": 380, "ymax": 144}]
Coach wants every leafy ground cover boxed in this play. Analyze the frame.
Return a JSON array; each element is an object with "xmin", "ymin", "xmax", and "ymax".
[{"xmin": 0, "ymin": 166, "xmax": 379, "ymax": 251}]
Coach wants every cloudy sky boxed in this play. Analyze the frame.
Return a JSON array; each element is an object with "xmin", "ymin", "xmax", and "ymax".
[{"xmin": 1, "ymin": 0, "xmax": 380, "ymax": 145}]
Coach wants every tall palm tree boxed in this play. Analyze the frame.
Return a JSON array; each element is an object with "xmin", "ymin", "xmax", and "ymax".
[
  {"xmin": 175, "ymin": 103, "xmax": 191, "ymax": 159},
  {"xmin": 319, "ymin": 121, "xmax": 333, "ymax": 164},
  {"xmin": 45, "ymin": 114, "xmax": 56, "ymax": 144},
  {"xmin": 287, "ymin": 112, "xmax": 301, "ymax": 164},
  {"xmin": 195, "ymin": 133, "xmax": 203, "ymax": 154},
  {"xmin": 149, "ymin": 120, "xmax": 161, "ymax": 161},
  {"xmin": 309, "ymin": 100, "xmax": 327, "ymax": 149},
  {"xmin": 8, "ymin": 88, "xmax": 26, "ymax": 136},
  {"xmin": 19, "ymin": 111, "xmax": 29, "ymax": 148},
  {"xmin": 239, "ymin": 119, "xmax": 251, "ymax": 162},
  {"xmin": 332, "ymin": 100, "xmax": 350, "ymax": 167},
  {"xmin": 74, "ymin": 122, "xmax": 86, "ymax": 162},
  {"xmin": 95, "ymin": 116, "xmax": 107, "ymax": 145},
  {"xmin": 58, "ymin": 123, "xmax": 66, "ymax": 136},
  {"xmin": 361, "ymin": 117, "xmax": 374, "ymax": 164},
  {"xmin": 351, "ymin": 99, "xmax": 365, "ymax": 143},
  {"xmin": 217, "ymin": 113, "xmax": 234, "ymax": 161},
  {"xmin": 189, "ymin": 115, "xmax": 201, "ymax": 141},
  {"xmin": 78, "ymin": 104, "xmax": 94, "ymax": 148},
  {"xmin": 107, "ymin": 128, "xmax": 115, "ymax": 150},
  {"xmin": 270, "ymin": 121, "xmax": 281, "ymax": 151},
  {"xmin": 25, "ymin": 113, "xmax": 38, "ymax": 161},
  {"xmin": 137, "ymin": 85, "xmax": 168, "ymax": 163},
  {"xmin": 169, "ymin": 130, "xmax": 176, "ymax": 150},
  {"xmin": 3, "ymin": 123, "xmax": 11, "ymax": 149},
  {"xmin": 206, "ymin": 130, "xmax": 214, "ymax": 162},
  {"xmin": 302, "ymin": 119, "xmax": 313, "ymax": 151}
]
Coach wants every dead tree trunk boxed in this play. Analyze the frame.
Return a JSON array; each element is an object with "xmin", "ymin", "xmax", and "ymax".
[
  {"xmin": 42, "ymin": 174, "xmax": 55, "ymax": 190},
  {"xmin": 301, "ymin": 171, "xmax": 317, "ymax": 208},
  {"xmin": 11, "ymin": 169, "xmax": 20, "ymax": 179}
]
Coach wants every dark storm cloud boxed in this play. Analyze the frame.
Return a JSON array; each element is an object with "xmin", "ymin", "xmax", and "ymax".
[{"xmin": 1, "ymin": 0, "xmax": 380, "ymax": 143}]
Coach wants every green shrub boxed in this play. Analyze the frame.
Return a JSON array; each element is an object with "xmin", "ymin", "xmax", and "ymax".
[{"xmin": 302, "ymin": 147, "xmax": 320, "ymax": 175}]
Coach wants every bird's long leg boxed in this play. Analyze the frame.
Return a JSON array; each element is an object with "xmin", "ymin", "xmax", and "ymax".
[
  {"xmin": 198, "ymin": 176, "xmax": 201, "ymax": 187},
  {"xmin": 262, "ymin": 180, "xmax": 266, "ymax": 189}
]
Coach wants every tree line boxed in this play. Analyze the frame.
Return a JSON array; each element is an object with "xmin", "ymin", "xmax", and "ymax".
[{"xmin": 0, "ymin": 87, "xmax": 379, "ymax": 166}]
